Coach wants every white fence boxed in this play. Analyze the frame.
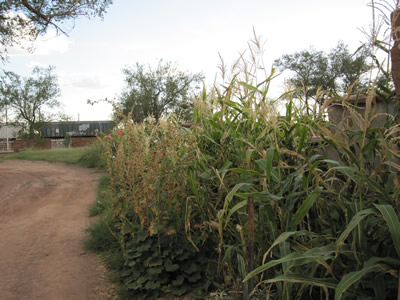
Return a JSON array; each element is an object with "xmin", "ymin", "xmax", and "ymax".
[
  {"xmin": 0, "ymin": 141, "xmax": 14, "ymax": 152},
  {"xmin": 51, "ymin": 139, "xmax": 66, "ymax": 149}
]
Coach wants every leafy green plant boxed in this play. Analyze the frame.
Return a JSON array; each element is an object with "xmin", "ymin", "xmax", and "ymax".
[
  {"xmin": 77, "ymin": 140, "xmax": 106, "ymax": 168},
  {"xmin": 64, "ymin": 134, "xmax": 72, "ymax": 148},
  {"xmin": 120, "ymin": 226, "xmax": 212, "ymax": 299}
]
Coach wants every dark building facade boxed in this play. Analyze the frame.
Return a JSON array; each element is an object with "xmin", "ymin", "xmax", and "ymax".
[{"xmin": 39, "ymin": 121, "xmax": 114, "ymax": 138}]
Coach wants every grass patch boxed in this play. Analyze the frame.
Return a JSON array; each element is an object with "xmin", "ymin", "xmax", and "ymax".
[
  {"xmin": 2, "ymin": 147, "xmax": 90, "ymax": 164},
  {"xmin": 84, "ymin": 209, "xmax": 118, "ymax": 252},
  {"xmin": 1, "ymin": 142, "xmax": 105, "ymax": 168},
  {"xmin": 89, "ymin": 175, "xmax": 112, "ymax": 217},
  {"xmin": 84, "ymin": 175, "xmax": 127, "ymax": 298}
]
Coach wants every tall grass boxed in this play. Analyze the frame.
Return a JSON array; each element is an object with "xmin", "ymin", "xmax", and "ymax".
[{"xmin": 95, "ymin": 37, "xmax": 400, "ymax": 299}]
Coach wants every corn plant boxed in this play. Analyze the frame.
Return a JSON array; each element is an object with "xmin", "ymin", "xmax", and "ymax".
[{"xmin": 97, "ymin": 34, "xmax": 400, "ymax": 299}]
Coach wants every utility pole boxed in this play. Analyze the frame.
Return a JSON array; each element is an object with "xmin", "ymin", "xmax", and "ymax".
[{"xmin": 5, "ymin": 104, "xmax": 9, "ymax": 152}]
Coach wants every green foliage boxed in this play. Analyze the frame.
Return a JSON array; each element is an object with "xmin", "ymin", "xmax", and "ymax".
[
  {"xmin": 274, "ymin": 41, "xmax": 370, "ymax": 113},
  {"xmin": 97, "ymin": 117, "xmax": 218, "ymax": 298},
  {"xmin": 2, "ymin": 146, "xmax": 101, "ymax": 166},
  {"xmin": 84, "ymin": 207, "xmax": 119, "ymax": 253},
  {"xmin": 89, "ymin": 175, "xmax": 112, "ymax": 217},
  {"xmin": 0, "ymin": 0, "xmax": 112, "ymax": 60},
  {"xmin": 0, "ymin": 66, "xmax": 61, "ymax": 138},
  {"xmin": 118, "ymin": 60, "xmax": 203, "ymax": 122},
  {"xmin": 64, "ymin": 134, "xmax": 72, "ymax": 148},
  {"xmin": 92, "ymin": 38, "xmax": 400, "ymax": 299},
  {"xmin": 120, "ymin": 226, "xmax": 212, "ymax": 299},
  {"xmin": 77, "ymin": 140, "xmax": 106, "ymax": 168}
]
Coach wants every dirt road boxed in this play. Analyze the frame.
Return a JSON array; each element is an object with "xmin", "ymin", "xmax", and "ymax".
[{"xmin": 0, "ymin": 160, "xmax": 114, "ymax": 300}]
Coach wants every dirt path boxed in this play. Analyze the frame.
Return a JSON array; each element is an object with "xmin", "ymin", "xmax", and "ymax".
[{"xmin": 0, "ymin": 160, "xmax": 114, "ymax": 300}]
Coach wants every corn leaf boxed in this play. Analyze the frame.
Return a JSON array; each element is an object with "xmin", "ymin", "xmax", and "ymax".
[
  {"xmin": 291, "ymin": 188, "xmax": 322, "ymax": 230},
  {"xmin": 374, "ymin": 204, "xmax": 400, "ymax": 257},
  {"xmin": 225, "ymin": 199, "xmax": 247, "ymax": 226},
  {"xmin": 223, "ymin": 183, "xmax": 253, "ymax": 211},
  {"xmin": 262, "ymin": 273, "xmax": 338, "ymax": 289},
  {"xmin": 244, "ymin": 245, "xmax": 335, "ymax": 282},
  {"xmin": 335, "ymin": 258, "xmax": 393, "ymax": 300},
  {"xmin": 266, "ymin": 147, "xmax": 275, "ymax": 182},
  {"xmin": 336, "ymin": 208, "xmax": 376, "ymax": 252},
  {"xmin": 262, "ymin": 230, "xmax": 316, "ymax": 260}
]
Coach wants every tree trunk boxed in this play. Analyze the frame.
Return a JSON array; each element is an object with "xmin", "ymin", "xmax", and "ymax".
[
  {"xmin": 153, "ymin": 96, "xmax": 159, "ymax": 122},
  {"xmin": 28, "ymin": 123, "xmax": 35, "ymax": 139},
  {"xmin": 391, "ymin": 9, "xmax": 400, "ymax": 96}
]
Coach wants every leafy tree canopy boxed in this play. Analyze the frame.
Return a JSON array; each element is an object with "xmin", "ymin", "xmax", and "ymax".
[
  {"xmin": 274, "ymin": 41, "xmax": 371, "ymax": 109},
  {"xmin": 0, "ymin": 66, "xmax": 61, "ymax": 138},
  {"xmin": 119, "ymin": 61, "xmax": 204, "ymax": 123},
  {"xmin": 0, "ymin": 0, "xmax": 112, "ymax": 60}
]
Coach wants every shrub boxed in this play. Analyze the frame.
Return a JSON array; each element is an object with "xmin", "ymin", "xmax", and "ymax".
[{"xmin": 78, "ymin": 140, "xmax": 106, "ymax": 168}]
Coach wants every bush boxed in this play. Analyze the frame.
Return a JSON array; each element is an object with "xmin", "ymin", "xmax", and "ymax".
[
  {"xmin": 89, "ymin": 176, "xmax": 112, "ymax": 217},
  {"xmin": 77, "ymin": 140, "xmax": 106, "ymax": 168}
]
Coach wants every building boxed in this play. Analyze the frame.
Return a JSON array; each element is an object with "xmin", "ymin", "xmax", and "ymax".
[
  {"xmin": 0, "ymin": 121, "xmax": 114, "ymax": 153},
  {"xmin": 39, "ymin": 121, "xmax": 114, "ymax": 138}
]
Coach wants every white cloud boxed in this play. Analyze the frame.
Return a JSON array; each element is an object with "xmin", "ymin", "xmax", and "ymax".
[
  {"xmin": 34, "ymin": 29, "xmax": 69, "ymax": 55},
  {"xmin": 6, "ymin": 29, "xmax": 70, "ymax": 57},
  {"xmin": 70, "ymin": 76, "xmax": 104, "ymax": 89},
  {"xmin": 58, "ymin": 72, "xmax": 109, "ymax": 89},
  {"xmin": 27, "ymin": 61, "xmax": 49, "ymax": 68}
]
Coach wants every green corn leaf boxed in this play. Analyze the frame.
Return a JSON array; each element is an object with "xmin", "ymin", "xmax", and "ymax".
[
  {"xmin": 336, "ymin": 208, "xmax": 376, "ymax": 252},
  {"xmin": 373, "ymin": 40, "xmax": 390, "ymax": 53},
  {"xmin": 374, "ymin": 204, "xmax": 400, "ymax": 257},
  {"xmin": 244, "ymin": 245, "xmax": 335, "ymax": 282},
  {"xmin": 240, "ymin": 81, "xmax": 262, "ymax": 94},
  {"xmin": 296, "ymin": 125, "xmax": 307, "ymax": 153},
  {"xmin": 291, "ymin": 188, "xmax": 322, "ymax": 230},
  {"xmin": 262, "ymin": 273, "xmax": 338, "ymax": 289},
  {"xmin": 306, "ymin": 160, "xmax": 321, "ymax": 187},
  {"xmin": 266, "ymin": 147, "xmax": 275, "ymax": 182},
  {"xmin": 245, "ymin": 148, "xmax": 255, "ymax": 165},
  {"xmin": 235, "ymin": 192, "xmax": 282, "ymax": 202},
  {"xmin": 318, "ymin": 124, "xmax": 358, "ymax": 165},
  {"xmin": 361, "ymin": 139, "xmax": 379, "ymax": 154},
  {"xmin": 225, "ymin": 199, "xmax": 247, "ymax": 226},
  {"xmin": 286, "ymin": 99, "xmax": 293, "ymax": 122},
  {"xmin": 335, "ymin": 258, "xmax": 392, "ymax": 300},
  {"xmin": 321, "ymin": 159, "xmax": 342, "ymax": 166},
  {"xmin": 255, "ymin": 159, "xmax": 267, "ymax": 171},
  {"xmin": 237, "ymin": 253, "xmax": 247, "ymax": 280},
  {"xmin": 187, "ymin": 170, "xmax": 197, "ymax": 196},
  {"xmin": 332, "ymin": 167, "xmax": 389, "ymax": 201},
  {"xmin": 193, "ymin": 106, "xmax": 199, "ymax": 123},
  {"xmin": 263, "ymin": 230, "xmax": 316, "ymax": 260},
  {"xmin": 230, "ymin": 168, "xmax": 263, "ymax": 176},
  {"xmin": 225, "ymin": 192, "xmax": 282, "ymax": 226},
  {"xmin": 221, "ymin": 245, "xmax": 243, "ymax": 265},
  {"xmin": 223, "ymin": 183, "xmax": 253, "ymax": 211}
]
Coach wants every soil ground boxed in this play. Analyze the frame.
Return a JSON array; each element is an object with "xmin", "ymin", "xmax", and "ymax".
[{"xmin": 0, "ymin": 160, "xmax": 115, "ymax": 300}]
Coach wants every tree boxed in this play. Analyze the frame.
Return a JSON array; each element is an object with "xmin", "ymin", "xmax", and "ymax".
[
  {"xmin": 0, "ymin": 0, "xmax": 112, "ymax": 60},
  {"xmin": 0, "ymin": 66, "xmax": 61, "ymax": 138},
  {"xmin": 119, "ymin": 61, "xmax": 204, "ymax": 123},
  {"xmin": 274, "ymin": 41, "xmax": 370, "ymax": 113}
]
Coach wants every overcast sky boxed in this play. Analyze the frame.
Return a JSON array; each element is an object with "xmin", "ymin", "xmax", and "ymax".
[{"xmin": 2, "ymin": 0, "xmax": 378, "ymax": 121}]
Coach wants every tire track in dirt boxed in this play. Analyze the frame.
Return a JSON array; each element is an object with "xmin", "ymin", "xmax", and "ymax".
[{"xmin": 0, "ymin": 160, "xmax": 114, "ymax": 300}]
